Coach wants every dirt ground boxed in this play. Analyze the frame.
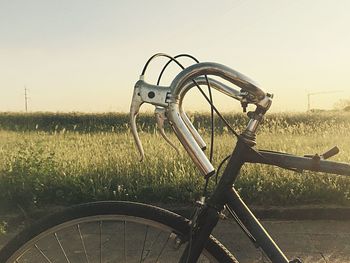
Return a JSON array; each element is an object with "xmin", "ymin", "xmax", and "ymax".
[{"xmin": 214, "ymin": 219, "xmax": 350, "ymax": 262}]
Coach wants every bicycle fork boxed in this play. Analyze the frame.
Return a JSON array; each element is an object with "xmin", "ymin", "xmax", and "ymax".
[{"xmin": 178, "ymin": 202, "xmax": 221, "ymax": 263}]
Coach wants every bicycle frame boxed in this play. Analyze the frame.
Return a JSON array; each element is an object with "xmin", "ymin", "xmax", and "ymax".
[{"xmin": 180, "ymin": 139, "xmax": 350, "ymax": 263}]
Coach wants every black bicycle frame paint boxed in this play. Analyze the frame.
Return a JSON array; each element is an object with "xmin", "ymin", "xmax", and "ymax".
[{"xmin": 179, "ymin": 137, "xmax": 350, "ymax": 263}]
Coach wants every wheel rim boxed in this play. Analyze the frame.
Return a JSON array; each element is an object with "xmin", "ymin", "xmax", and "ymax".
[{"xmin": 8, "ymin": 215, "xmax": 217, "ymax": 263}]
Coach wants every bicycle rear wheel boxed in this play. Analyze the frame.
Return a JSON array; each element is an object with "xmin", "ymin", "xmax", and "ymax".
[{"xmin": 0, "ymin": 201, "xmax": 237, "ymax": 262}]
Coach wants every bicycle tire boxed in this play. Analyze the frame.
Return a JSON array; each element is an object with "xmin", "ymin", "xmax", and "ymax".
[{"xmin": 0, "ymin": 201, "xmax": 238, "ymax": 262}]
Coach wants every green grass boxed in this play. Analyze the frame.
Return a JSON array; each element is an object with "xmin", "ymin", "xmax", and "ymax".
[{"xmin": 0, "ymin": 111, "xmax": 349, "ymax": 210}]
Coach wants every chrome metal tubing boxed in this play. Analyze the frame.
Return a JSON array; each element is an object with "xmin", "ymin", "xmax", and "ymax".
[
  {"xmin": 180, "ymin": 111, "xmax": 207, "ymax": 150},
  {"xmin": 167, "ymin": 102, "xmax": 215, "ymax": 177},
  {"xmin": 170, "ymin": 62, "xmax": 265, "ymax": 101},
  {"xmin": 167, "ymin": 72, "xmax": 263, "ymax": 177},
  {"xmin": 168, "ymin": 65, "xmax": 265, "ymax": 176},
  {"xmin": 178, "ymin": 77, "xmax": 243, "ymax": 151},
  {"xmin": 179, "ymin": 77, "xmax": 243, "ymax": 101},
  {"xmin": 245, "ymin": 119, "xmax": 260, "ymax": 134}
]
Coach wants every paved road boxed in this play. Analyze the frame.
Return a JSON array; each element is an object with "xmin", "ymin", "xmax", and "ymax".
[{"xmin": 1, "ymin": 218, "xmax": 349, "ymax": 262}]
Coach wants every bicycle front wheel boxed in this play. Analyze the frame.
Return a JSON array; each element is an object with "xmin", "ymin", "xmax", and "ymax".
[{"xmin": 0, "ymin": 201, "xmax": 237, "ymax": 262}]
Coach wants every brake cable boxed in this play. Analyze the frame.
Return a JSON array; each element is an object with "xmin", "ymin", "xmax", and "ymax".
[
  {"xmin": 141, "ymin": 53, "xmax": 301, "ymax": 262},
  {"xmin": 141, "ymin": 52, "xmax": 242, "ymax": 193},
  {"xmin": 156, "ymin": 54, "xmax": 215, "ymax": 163},
  {"xmin": 143, "ymin": 53, "xmax": 295, "ymax": 177},
  {"xmin": 142, "ymin": 53, "xmax": 241, "ymax": 138}
]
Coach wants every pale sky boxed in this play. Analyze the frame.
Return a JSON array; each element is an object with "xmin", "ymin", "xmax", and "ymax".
[{"xmin": 0, "ymin": 0, "xmax": 349, "ymax": 112}]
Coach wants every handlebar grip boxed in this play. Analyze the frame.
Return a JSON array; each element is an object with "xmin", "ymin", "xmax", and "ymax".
[
  {"xmin": 180, "ymin": 111, "xmax": 207, "ymax": 151},
  {"xmin": 167, "ymin": 102, "xmax": 215, "ymax": 177}
]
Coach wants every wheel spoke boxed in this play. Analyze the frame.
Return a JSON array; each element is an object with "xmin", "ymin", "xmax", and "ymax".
[
  {"xmin": 99, "ymin": 221, "xmax": 102, "ymax": 263},
  {"xmin": 54, "ymin": 232, "xmax": 71, "ymax": 263},
  {"xmin": 34, "ymin": 244, "xmax": 53, "ymax": 263},
  {"xmin": 77, "ymin": 224, "xmax": 90, "ymax": 263},
  {"xmin": 1, "ymin": 203, "xmax": 227, "ymax": 262},
  {"xmin": 139, "ymin": 225, "xmax": 149, "ymax": 263},
  {"xmin": 155, "ymin": 235, "xmax": 170, "ymax": 262},
  {"xmin": 124, "ymin": 220, "xmax": 127, "ymax": 263},
  {"xmin": 141, "ymin": 230, "xmax": 162, "ymax": 262}
]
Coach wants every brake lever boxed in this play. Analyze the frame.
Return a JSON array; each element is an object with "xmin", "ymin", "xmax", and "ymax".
[
  {"xmin": 130, "ymin": 83, "xmax": 145, "ymax": 161},
  {"xmin": 304, "ymin": 146, "xmax": 340, "ymax": 160},
  {"xmin": 130, "ymin": 78, "xmax": 173, "ymax": 161},
  {"xmin": 154, "ymin": 107, "xmax": 180, "ymax": 154}
]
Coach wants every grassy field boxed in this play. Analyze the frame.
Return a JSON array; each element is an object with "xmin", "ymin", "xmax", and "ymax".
[{"xmin": 0, "ymin": 111, "xmax": 349, "ymax": 210}]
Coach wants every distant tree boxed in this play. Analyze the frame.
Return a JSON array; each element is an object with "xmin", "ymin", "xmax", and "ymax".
[{"xmin": 334, "ymin": 99, "xmax": 350, "ymax": 111}]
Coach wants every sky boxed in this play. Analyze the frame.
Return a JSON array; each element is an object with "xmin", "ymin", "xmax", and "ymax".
[{"xmin": 0, "ymin": 0, "xmax": 349, "ymax": 113}]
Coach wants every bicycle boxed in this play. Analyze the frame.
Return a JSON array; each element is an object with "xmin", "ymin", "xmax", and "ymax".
[{"xmin": 1, "ymin": 53, "xmax": 349, "ymax": 263}]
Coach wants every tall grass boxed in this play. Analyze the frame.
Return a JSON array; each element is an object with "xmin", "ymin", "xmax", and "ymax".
[{"xmin": 0, "ymin": 111, "xmax": 349, "ymax": 210}]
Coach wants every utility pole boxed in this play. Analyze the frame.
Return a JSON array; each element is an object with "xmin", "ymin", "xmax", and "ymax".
[
  {"xmin": 307, "ymin": 90, "xmax": 343, "ymax": 111},
  {"xmin": 24, "ymin": 86, "xmax": 28, "ymax": 112}
]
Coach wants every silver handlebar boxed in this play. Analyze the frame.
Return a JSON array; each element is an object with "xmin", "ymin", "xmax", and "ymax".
[
  {"xmin": 179, "ymin": 77, "xmax": 244, "ymax": 150},
  {"xmin": 170, "ymin": 62, "xmax": 265, "ymax": 101},
  {"xmin": 130, "ymin": 62, "xmax": 271, "ymax": 177}
]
